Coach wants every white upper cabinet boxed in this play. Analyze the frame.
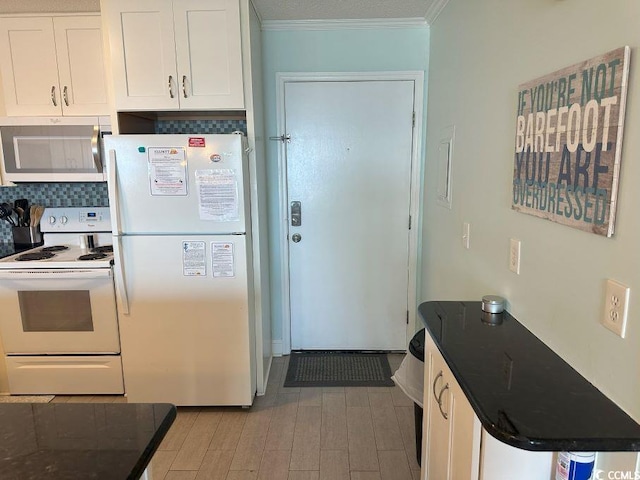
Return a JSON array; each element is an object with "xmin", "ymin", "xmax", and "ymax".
[
  {"xmin": 104, "ymin": 0, "xmax": 177, "ymax": 110},
  {"xmin": 0, "ymin": 15, "xmax": 109, "ymax": 116},
  {"xmin": 105, "ymin": 0, "xmax": 244, "ymax": 111},
  {"xmin": 52, "ymin": 17, "xmax": 110, "ymax": 116}
]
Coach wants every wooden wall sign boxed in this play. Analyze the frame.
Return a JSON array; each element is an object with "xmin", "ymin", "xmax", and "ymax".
[{"xmin": 512, "ymin": 47, "xmax": 630, "ymax": 237}]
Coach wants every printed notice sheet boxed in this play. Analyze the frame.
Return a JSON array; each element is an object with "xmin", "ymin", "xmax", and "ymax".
[
  {"xmin": 182, "ymin": 241, "xmax": 206, "ymax": 276},
  {"xmin": 148, "ymin": 147, "xmax": 187, "ymax": 196},
  {"xmin": 195, "ymin": 169, "xmax": 239, "ymax": 221},
  {"xmin": 211, "ymin": 242, "xmax": 235, "ymax": 277}
]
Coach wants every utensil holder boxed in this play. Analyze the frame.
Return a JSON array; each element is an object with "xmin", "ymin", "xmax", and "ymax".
[{"xmin": 12, "ymin": 226, "xmax": 43, "ymax": 248}]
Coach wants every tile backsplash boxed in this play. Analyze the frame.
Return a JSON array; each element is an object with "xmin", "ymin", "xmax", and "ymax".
[
  {"xmin": 155, "ymin": 119, "xmax": 247, "ymax": 135},
  {"xmin": 0, "ymin": 182, "xmax": 108, "ymax": 239}
]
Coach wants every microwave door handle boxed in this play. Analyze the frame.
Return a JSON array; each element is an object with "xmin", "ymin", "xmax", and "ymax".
[
  {"xmin": 107, "ymin": 149, "xmax": 122, "ymax": 235},
  {"xmin": 91, "ymin": 125, "xmax": 102, "ymax": 174},
  {"xmin": 113, "ymin": 237, "xmax": 129, "ymax": 315}
]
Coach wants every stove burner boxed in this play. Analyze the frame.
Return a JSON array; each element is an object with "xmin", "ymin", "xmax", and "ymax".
[
  {"xmin": 16, "ymin": 252, "xmax": 56, "ymax": 261},
  {"xmin": 41, "ymin": 245, "xmax": 70, "ymax": 252},
  {"xmin": 78, "ymin": 253, "xmax": 108, "ymax": 261},
  {"xmin": 91, "ymin": 245, "xmax": 113, "ymax": 254}
]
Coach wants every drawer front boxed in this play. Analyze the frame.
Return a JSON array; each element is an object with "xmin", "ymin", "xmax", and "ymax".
[{"xmin": 6, "ymin": 355, "xmax": 124, "ymax": 394}]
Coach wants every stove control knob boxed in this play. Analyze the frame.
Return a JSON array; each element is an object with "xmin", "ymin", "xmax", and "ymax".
[
  {"xmin": 49, "ymin": 216, "xmax": 56, "ymax": 225},
  {"xmin": 60, "ymin": 216, "xmax": 68, "ymax": 225}
]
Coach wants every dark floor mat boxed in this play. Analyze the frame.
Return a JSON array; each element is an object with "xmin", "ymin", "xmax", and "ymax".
[{"xmin": 284, "ymin": 351, "xmax": 395, "ymax": 387}]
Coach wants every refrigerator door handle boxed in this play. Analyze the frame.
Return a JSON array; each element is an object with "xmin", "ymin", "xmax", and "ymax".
[
  {"xmin": 107, "ymin": 149, "xmax": 122, "ymax": 235},
  {"xmin": 113, "ymin": 236, "xmax": 130, "ymax": 315}
]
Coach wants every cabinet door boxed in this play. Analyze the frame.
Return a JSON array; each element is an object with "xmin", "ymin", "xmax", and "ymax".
[
  {"xmin": 0, "ymin": 17, "xmax": 61, "ymax": 116},
  {"xmin": 53, "ymin": 16, "xmax": 110, "ymax": 116},
  {"xmin": 424, "ymin": 337, "xmax": 481, "ymax": 480},
  {"xmin": 105, "ymin": 0, "xmax": 179, "ymax": 110},
  {"xmin": 173, "ymin": 0, "xmax": 244, "ymax": 109},
  {"xmin": 427, "ymin": 350, "xmax": 453, "ymax": 480},
  {"xmin": 450, "ymin": 379, "xmax": 481, "ymax": 480}
]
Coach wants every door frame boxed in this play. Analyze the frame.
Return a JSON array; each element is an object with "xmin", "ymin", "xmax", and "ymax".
[{"xmin": 275, "ymin": 71, "xmax": 425, "ymax": 354}]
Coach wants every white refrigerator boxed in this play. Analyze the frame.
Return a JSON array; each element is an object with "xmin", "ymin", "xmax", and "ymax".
[{"xmin": 105, "ymin": 134, "xmax": 261, "ymax": 406}]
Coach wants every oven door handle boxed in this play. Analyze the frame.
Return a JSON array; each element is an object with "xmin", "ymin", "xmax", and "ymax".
[
  {"xmin": 113, "ymin": 236, "xmax": 130, "ymax": 315},
  {"xmin": 0, "ymin": 269, "xmax": 112, "ymax": 280}
]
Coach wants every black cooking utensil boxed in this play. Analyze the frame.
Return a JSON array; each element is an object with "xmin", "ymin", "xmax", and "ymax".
[
  {"xmin": 14, "ymin": 199, "xmax": 29, "ymax": 226},
  {"xmin": 0, "ymin": 203, "xmax": 17, "ymax": 226}
]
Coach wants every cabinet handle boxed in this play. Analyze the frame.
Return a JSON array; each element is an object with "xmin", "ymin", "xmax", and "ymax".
[
  {"xmin": 63, "ymin": 86, "xmax": 69, "ymax": 106},
  {"xmin": 437, "ymin": 383, "xmax": 449, "ymax": 419},
  {"xmin": 182, "ymin": 75, "xmax": 188, "ymax": 98},
  {"xmin": 436, "ymin": 382, "xmax": 449, "ymax": 405},
  {"xmin": 51, "ymin": 86, "xmax": 57, "ymax": 106},
  {"xmin": 168, "ymin": 75, "xmax": 174, "ymax": 98},
  {"xmin": 432, "ymin": 371, "xmax": 443, "ymax": 400}
]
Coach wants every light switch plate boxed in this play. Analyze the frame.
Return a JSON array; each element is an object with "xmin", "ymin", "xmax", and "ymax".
[{"xmin": 602, "ymin": 279, "xmax": 630, "ymax": 338}]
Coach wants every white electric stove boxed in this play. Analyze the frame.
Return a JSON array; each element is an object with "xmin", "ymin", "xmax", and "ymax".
[
  {"xmin": 0, "ymin": 207, "xmax": 114, "ymax": 269},
  {"xmin": 0, "ymin": 207, "xmax": 124, "ymax": 395}
]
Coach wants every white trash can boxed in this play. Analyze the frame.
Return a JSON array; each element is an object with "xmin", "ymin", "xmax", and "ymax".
[{"xmin": 392, "ymin": 329, "xmax": 425, "ymax": 465}]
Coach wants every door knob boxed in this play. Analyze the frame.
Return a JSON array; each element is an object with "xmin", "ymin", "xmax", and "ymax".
[{"xmin": 291, "ymin": 233, "xmax": 302, "ymax": 243}]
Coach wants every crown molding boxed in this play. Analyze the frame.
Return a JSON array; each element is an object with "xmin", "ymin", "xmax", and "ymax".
[
  {"xmin": 425, "ymin": 0, "xmax": 450, "ymax": 25},
  {"xmin": 248, "ymin": 0, "xmax": 263, "ymax": 24},
  {"xmin": 261, "ymin": 17, "xmax": 428, "ymax": 31}
]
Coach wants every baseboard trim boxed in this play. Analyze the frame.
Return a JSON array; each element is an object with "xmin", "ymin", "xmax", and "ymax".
[{"xmin": 272, "ymin": 340, "xmax": 284, "ymax": 356}]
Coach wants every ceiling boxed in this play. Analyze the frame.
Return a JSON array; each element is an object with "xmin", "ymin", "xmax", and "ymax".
[{"xmin": 251, "ymin": 0, "xmax": 441, "ymax": 22}]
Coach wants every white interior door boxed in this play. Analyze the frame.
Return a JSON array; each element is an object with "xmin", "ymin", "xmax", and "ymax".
[{"xmin": 286, "ymin": 80, "xmax": 415, "ymax": 350}]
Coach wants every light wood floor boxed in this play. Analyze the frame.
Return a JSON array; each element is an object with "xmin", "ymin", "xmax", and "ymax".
[{"xmin": 53, "ymin": 354, "xmax": 421, "ymax": 480}]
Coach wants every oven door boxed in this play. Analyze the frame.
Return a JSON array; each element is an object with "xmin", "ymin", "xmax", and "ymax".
[{"xmin": 0, "ymin": 268, "xmax": 120, "ymax": 354}]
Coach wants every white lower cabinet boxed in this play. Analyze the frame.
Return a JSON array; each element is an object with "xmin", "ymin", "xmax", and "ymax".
[
  {"xmin": 424, "ymin": 336, "xmax": 481, "ymax": 480},
  {"xmin": 422, "ymin": 333, "xmax": 553, "ymax": 480},
  {"xmin": 480, "ymin": 430, "xmax": 554, "ymax": 479}
]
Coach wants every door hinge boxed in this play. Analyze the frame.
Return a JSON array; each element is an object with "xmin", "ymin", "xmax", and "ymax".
[
  {"xmin": 269, "ymin": 134, "xmax": 291, "ymax": 143},
  {"xmin": 406, "ymin": 310, "xmax": 409, "ymax": 324},
  {"xmin": 412, "ymin": 112, "xmax": 416, "ymax": 128},
  {"xmin": 409, "ymin": 215, "xmax": 412, "ymax": 230}
]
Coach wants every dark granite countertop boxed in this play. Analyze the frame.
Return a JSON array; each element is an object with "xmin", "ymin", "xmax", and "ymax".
[
  {"xmin": 419, "ymin": 301, "xmax": 640, "ymax": 452},
  {"xmin": 0, "ymin": 402, "xmax": 176, "ymax": 480}
]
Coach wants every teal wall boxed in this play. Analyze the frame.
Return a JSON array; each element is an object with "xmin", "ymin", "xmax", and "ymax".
[
  {"xmin": 424, "ymin": 0, "xmax": 640, "ymax": 421},
  {"xmin": 262, "ymin": 26, "xmax": 430, "ymax": 342}
]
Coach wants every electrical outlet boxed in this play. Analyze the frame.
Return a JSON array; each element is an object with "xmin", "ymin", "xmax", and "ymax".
[
  {"xmin": 462, "ymin": 222, "xmax": 470, "ymax": 249},
  {"xmin": 602, "ymin": 279, "xmax": 630, "ymax": 338},
  {"xmin": 509, "ymin": 238, "xmax": 521, "ymax": 274}
]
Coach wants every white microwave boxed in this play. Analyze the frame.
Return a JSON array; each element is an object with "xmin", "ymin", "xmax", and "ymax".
[{"xmin": 0, "ymin": 116, "xmax": 111, "ymax": 184}]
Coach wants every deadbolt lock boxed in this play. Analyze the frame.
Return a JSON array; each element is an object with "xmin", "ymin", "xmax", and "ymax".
[
  {"xmin": 291, "ymin": 201, "xmax": 302, "ymax": 226},
  {"xmin": 291, "ymin": 233, "xmax": 302, "ymax": 243}
]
